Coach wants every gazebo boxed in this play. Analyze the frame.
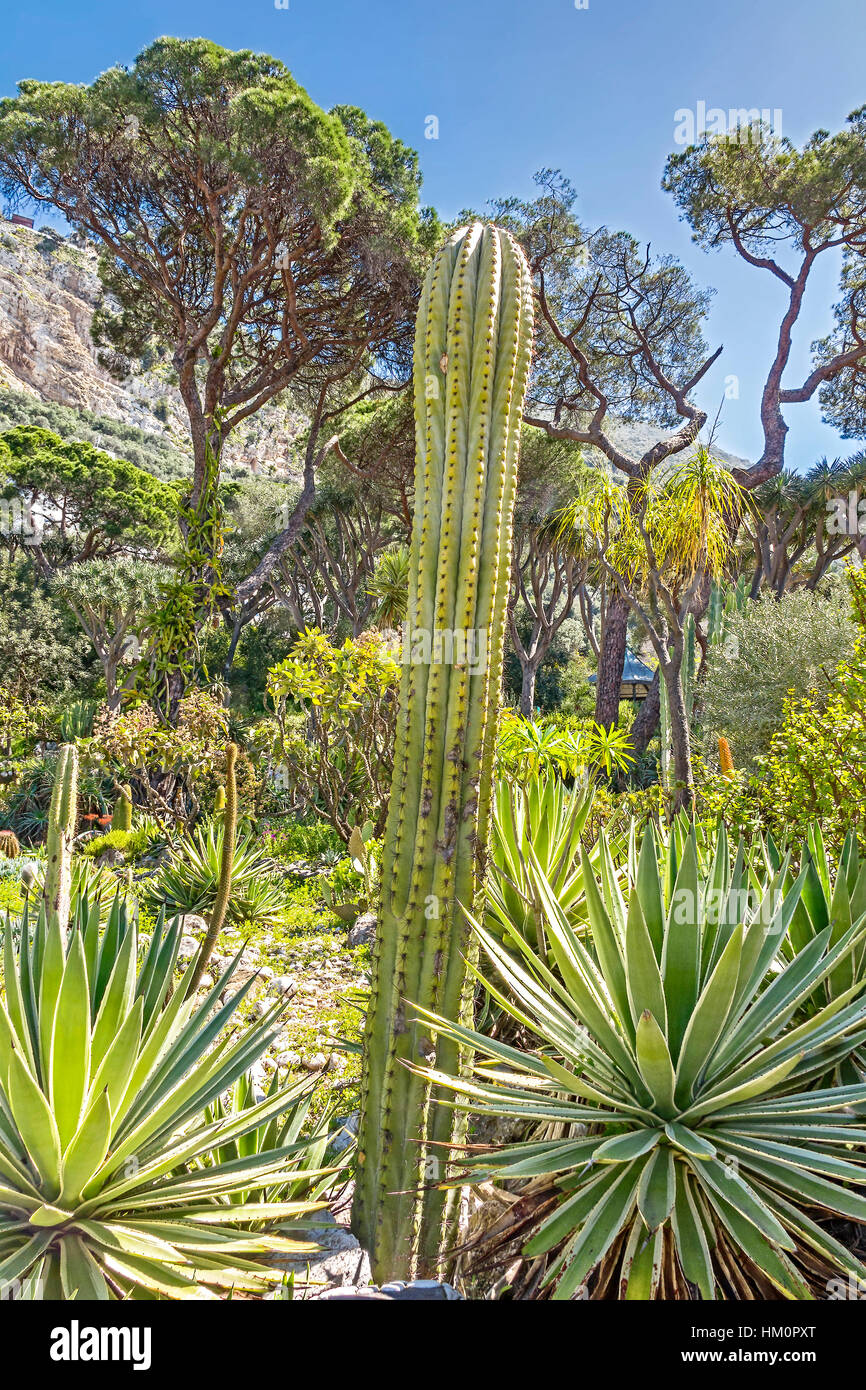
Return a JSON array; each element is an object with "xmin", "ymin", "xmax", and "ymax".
[{"xmin": 588, "ymin": 649, "xmax": 655, "ymax": 701}]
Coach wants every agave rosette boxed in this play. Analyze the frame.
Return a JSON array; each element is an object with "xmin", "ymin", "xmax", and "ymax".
[
  {"xmin": 420, "ymin": 824, "xmax": 866, "ymax": 1299},
  {"xmin": 0, "ymin": 895, "xmax": 330, "ymax": 1300}
]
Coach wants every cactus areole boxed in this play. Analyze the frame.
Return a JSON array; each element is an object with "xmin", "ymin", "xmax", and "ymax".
[{"xmin": 352, "ymin": 223, "xmax": 534, "ymax": 1278}]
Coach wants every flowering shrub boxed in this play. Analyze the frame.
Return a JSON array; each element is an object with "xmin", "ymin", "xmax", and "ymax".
[{"xmin": 82, "ymin": 688, "xmax": 252, "ymax": 828}]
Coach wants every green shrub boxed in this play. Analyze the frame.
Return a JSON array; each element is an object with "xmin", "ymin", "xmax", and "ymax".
[
  {"xmin": 699, "ymin": 568, "xmax": 866, "ymax": 849},
  {"xmin": 258, "ymin": 818, "xmax": 344, "ymax": 864},
  {"xmin": 80, "ymin": 827, "xmax": 150, "ymax": 861},
  {"xmin": 266, "ymin": 628, "xmax": 400, "ymax": 842},
  {"xmin": 700, "ymin": 585, "xmax": 855, "ymax": 769}
]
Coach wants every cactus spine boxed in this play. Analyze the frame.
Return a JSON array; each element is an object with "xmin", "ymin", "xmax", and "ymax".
[
  {"xmin": 111, "ymin": 783, "xmax": 133, "ymax": 832},
  {"xmin": 352, "ymin": 223, "xmax": 534, "ymax": 1279},
  {"xmin": 42, "ymin": 743, "xmax": 78, "ymax": 936}
]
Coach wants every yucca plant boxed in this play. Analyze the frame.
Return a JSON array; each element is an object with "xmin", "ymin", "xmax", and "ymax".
[{"xmin": 420, "ymin": 824, "xmax": 866, "ymax": 1299}]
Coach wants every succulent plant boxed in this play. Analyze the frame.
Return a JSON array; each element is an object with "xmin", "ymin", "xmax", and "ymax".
[
  {"xmin": 420, "ymin": 824, "xmax": 866, "ymax": 1298},
  {"xmin": 353, "ymin": 222, "xmax": 534, "ymax": 1279},
  {"xmin": 0, "ymin": 829, "xmax": 20, "ymax": 860},
  {"xmin": 486, "ymin": 774, "xmax": 595, "ymax": 954},
  {"xmin": 0, "ymin": 751, "xmax": 329, "ymax": 1299},
  {"xmin": 110, "ymin": 784, "xmax": 133, "ymax": 833}
]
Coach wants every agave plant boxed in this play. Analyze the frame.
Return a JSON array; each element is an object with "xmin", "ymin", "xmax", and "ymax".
[
  {"xmin": 486, "ymin": 775, "xmax": 595, "ymax": 953},
  {"xmin": 773, "ymin": 824, "xmax": 866, "ymax": 1089},
  {"xmin": 147, "ymin": 821, "xmax": 283, "ymax": 927},
  {"xmin": 205, "ymin": 1071, "xmax": 350, "ymax": 1216},
  {"xmin": 0, "ymin": 747, "xmax": 329, "ymax": 1299},
  {"xmin": 0, "ymin": 898, "xmax": 332, "ymax": 1298},
  {"xmin": 420, "ymin": 824, "xmax": 866, "ymax": 1299}
]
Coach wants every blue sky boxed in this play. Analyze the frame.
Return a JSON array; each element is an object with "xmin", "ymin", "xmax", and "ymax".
[{"xmin": 3, "ymin": 0, "xmax": 865, "ymax": 469}]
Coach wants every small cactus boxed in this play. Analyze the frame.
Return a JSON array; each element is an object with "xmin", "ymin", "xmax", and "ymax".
[
  {"xmin": 0, "ymin": 829, "xmax": 20, "ymax": 859},
  {"xmin": 42, "ymin": 744, "xmax": 78, "ymax": 937},
  {"xmin": 111, "ymin": 783, "xmax": 133, "ymax": 832},
  {"xmin": 188, "ymin": 744, "xmax": 238, "ymax": 993},
  {"xmin": 214, "ymin": 785, "xmax": 227, "ymax": 820},
  {"xmin": 718, "ymin": 735, "xmax": 735, "ymax": 778}
]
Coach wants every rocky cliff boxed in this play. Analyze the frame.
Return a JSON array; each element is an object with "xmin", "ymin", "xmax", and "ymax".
[{"xmin": 0, "ymin": 217, "xmax": 304, "ymax": 478}]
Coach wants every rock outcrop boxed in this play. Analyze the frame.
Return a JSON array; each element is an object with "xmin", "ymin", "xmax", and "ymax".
[{"xmin": 0, "ymin": 217, "xmax": 304, "ymax": 477}]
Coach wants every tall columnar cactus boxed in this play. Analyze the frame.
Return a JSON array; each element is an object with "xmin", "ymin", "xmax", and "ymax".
[
  {"xmin": 42, "ymin": 743, "xmax": 78, "ymax": 936},
  {"xmin": 353, "ymin": 223, "xmax": 534, "ymax": 1279},
  {"xmin": 111, "ymin": 782, "xmax": 133, "ymax": 832}
]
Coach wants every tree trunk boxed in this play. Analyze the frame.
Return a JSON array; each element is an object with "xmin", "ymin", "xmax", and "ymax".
[
  {"xmin": 661, "ymin": 657, "xmax": 694, "ymax": 814},
  {"xmin": 595, "ymin": 593, "xmax": 629, "ymax": 728},
  {"xmin": 222, "ymin": 614, "xmax": 244, "ymax": 689},
  {"xmin": 519, "ymin": 661, "xmax": 538, "ymax": 716},
  {"xmin": 629, "ymin": 669, "xmax": 660, "ymax": 757}
]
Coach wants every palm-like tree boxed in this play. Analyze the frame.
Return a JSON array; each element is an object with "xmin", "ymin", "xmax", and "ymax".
[{"xmin": 554, "ymin": 447, "xmax": 747, "ymax": 809}]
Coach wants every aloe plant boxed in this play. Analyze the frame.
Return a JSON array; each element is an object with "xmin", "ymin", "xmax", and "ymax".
[
  {"xmin": 421, "ymin": 824, "xmax": 866, "ymax": 1298},
  {"xmin": 353, "ymin": 222, "xmax": 534, "ymax": 1279}
]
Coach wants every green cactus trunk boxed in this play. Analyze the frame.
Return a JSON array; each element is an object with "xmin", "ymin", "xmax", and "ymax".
[
  {"xmin": 187, "ymin": 743, "xmax": 238, "ymax": 994},
  {"xmin": 352, "ymin": 223, "xmax": 534, "ymax": 1280},
  {"xmin": 111, "ymin": 783, "xmax": 133, "ymax": 833},
  {"xmin": 42, "ymin": 743, "xmax": 78, "ymax": 936}
]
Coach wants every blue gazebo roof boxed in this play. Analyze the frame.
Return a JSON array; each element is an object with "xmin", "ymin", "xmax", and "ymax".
[{"xmin": 588, "ymin": 649, "xmax": 655, "ymax": 685}]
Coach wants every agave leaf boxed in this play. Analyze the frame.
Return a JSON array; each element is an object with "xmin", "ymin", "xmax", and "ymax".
[
  {"xmin": 675, "ymin": 924, "xmax": 743, "ymax": 1104},
  {"xmin": 6, "ymin": 1049, "xmax": 62, "ymax": 1193},
  {"xmin": 59, "ymin": 1232, "xmax": 110, "ymax": 1300},
  {"xmin": 552, "ymin": 1161, "xmax": 642, "ymax": 1299},
  {"xmin": 90, "ymin": 926, "xmax": 137, "ymax": 1078},
  {"xmin": 595, "ymin": 1128, "xmax": 660, "ymax": 1164},
  {"xmin": 671, "ymin": 1168, "xmax": 714, "ymax": 1298},
  {"xmin": 700, "ymin": 1186, "xmax": 811, "ymax": 1299},
  {"xmin": 661, "ymin": 835, "xmax": 701, "ymax": 1057},
  {"xmin": 60, "ymin": 1089, "xmax": 113, "ymax": 1205},
  {"xmin": 625, "ymin": 892, "xmax": 667, "ymax": 1035},
  {"xmin": 49, "ymin": 932, "xmax": 91, "ymax": 1149},
  {"xmin": 88, "ymin": 998, "xmax": 144, "ymax": 1120},
  {"xmin": 663, "ymin": 1122, "xmax": 716, "ymax": 1161},
  {"xmin": 636, "ymin": 825, "xmax": 665, "ymax": 958},
  {"xmin": 637, "ymin": 1146, "xmax": 676, "ymax": 1230},
  {"xmin": 635, "ymin": 1011, "xmax": 676, "ymax": 1119},
  {"xmin": 621, "ymin": 1217, "xmax": 664, "ymax": 1299}
]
